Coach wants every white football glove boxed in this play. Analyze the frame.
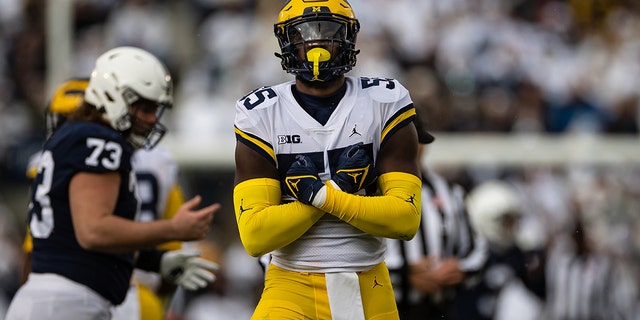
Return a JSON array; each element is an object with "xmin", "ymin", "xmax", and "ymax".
[{"xmin": 160, "ymin": 249, "xmax": 219, "ymax": 291}]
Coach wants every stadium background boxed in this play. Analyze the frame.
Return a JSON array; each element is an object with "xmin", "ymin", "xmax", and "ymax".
[{"xmin": 0, "ymin": 0, "xmax": 639, "ymax": 318}]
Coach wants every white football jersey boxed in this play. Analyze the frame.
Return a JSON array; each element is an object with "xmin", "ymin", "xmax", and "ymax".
[
  {"xmin": 235, "ymin": 76, "xmax": 416, "ymax": 272},
  {"xmin": 131, "ymin": 145, "xmax": 179, "ymax": 223}
]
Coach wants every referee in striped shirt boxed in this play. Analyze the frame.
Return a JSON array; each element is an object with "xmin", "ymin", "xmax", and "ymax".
[
  {"xmin": 542, "ymin": 218, "xmax": 637, "ymax": 320},
  {"xmin": 385, "ymin": 113, "xmax": 489, "ymax": 320}
]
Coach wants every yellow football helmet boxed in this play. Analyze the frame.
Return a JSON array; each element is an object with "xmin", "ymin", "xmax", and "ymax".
[
  {"xmin": 274, "ymin": 0, "xmax": 360, "ymax": 82},
  {"xmin": 44, "ymin": 78, "xmax": 89, "ymax": 138}
]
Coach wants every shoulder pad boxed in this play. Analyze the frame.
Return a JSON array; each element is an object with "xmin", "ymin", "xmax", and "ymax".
[
  {"xmin": 357, "ymin": 77, "xmax": 408, "ymax": 103},
  {"xmin": 50, "ymin": 122, "xmax": 133, "ymax": 173},
  {"xmin": 237, "ymin": 85, "xmax": 281, "ymax": 111}
]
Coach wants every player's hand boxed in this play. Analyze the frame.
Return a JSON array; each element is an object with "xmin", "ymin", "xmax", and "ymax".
[
  {"xmin": 170, "ymin": 195, "xmax": 219, "ymax": 241},
  {"xmin": 332, "ymin": 142, "xmax": 377, "ymax": 193},
  {"xmin": 284, "ymin": 155, "xmax": 325, "ymax": 205},
  {"xmin": 409, "ymin": 257, "xmax": 441, "ymax": 294},
  {"xmin": 160, "ymin": 249, "xmax": 219, "ymax": 291},
  {"xmin": 434, "ymin": 258, "xmax": 464, "ymax": 286}
]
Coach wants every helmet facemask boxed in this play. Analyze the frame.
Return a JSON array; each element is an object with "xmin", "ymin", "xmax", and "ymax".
[
  {"xmin": 45, "ymin": 111, "xmax": 67, "ymax": 139},
  {"xmin": 275, "ymin": 9, "xmax": 360, "ymax": 82},
  {"xmin": 116, "ymin": 87, "xmax": 171, "ymax": 150}
]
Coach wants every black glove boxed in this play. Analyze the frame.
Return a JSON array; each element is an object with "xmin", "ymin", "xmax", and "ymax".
[
  {"xmin": 284, "ymin": 155, "xmax": 325, "ymax": 205},
  {"xmin": 332, "ymin": 142, "xmax": 377, "ymax": 193}
]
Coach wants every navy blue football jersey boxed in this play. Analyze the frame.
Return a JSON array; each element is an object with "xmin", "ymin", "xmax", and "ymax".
[{"xmin": 28, "ymin": 121, "xmax": 138, "ymax": 305}]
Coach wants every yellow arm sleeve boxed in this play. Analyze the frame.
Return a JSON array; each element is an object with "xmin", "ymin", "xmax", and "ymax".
[
  {"xmin": 318, "ymin": 172, "xmax": 422, "ymax": 240},
  {"xmin": 162, "ymin": 185, "xmax": 185, "ymax": 220},
  {"xmin": 157, "ymin": 185, "xmax": 185, "ymax": 251},
  {"xmin": 233, "ymin": 178, "xmax": 324, "ymax": 257}
]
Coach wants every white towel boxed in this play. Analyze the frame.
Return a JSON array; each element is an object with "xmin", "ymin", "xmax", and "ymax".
[{"xmin": 325, "ymin": 272, "xmax": 365, "ymax": 320}]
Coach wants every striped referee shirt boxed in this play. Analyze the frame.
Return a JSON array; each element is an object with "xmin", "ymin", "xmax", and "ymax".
[
  {"xmin": 385, "ymin": 169, "xmax": 488, "ymax": 307},
  {"xmin": 543, "ymin": 236, "xmax": 636, "ymax": 320}
]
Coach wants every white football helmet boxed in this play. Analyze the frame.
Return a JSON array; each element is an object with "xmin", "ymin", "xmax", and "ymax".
[
  {"xmin": 466, "ymin": 180, "xmax": 522, "ymax": 249},
  {"xmin": 84, "ymin": 46, "xmax": 173, "ymax": 149}
]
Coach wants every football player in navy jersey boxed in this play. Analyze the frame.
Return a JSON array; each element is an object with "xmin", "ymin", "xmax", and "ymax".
[
  {"xmin": 21, "ymin": 77, "xmax": 204, "ymax": 320},
  {"xmin": 233, "ymin": 1, "xmax": 423, "ymax": 319},
  {"xmin": 6, "ymin": 47, "xmax": 220, "ymax": 320}
]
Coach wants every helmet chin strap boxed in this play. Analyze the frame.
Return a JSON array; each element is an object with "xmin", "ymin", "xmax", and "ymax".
[
  {"xmin": 127, "ymin": 132, "xmax": 147, "ymax": 150},
  {"xmin": 306, "ymin": 48, "xmax": 331, "ymax": 81},
  {"xmin": 120, "ymin": 111, "xmax": 146, "ymax": 149}
]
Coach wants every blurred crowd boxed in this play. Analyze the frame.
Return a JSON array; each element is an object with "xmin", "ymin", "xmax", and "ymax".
[{"xmin": 1, "ymin": 0, "xmax": 640, "ymax": 319}]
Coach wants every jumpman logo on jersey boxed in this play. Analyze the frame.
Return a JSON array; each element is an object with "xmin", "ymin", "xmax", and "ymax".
[
  {"xmin": 239, "ymin": 199, "xmax": 253, "ymax": 216},
  {"xmin": 406, "ymin": 194, "xmax": 416, "ymax": 208},
  {"xmin": 372, "ymin": 276, "xmax": 383, "ymax": 289},
  {"xmin": 349, "ymin": 124, "xmax": 361, "ymax": 137}
]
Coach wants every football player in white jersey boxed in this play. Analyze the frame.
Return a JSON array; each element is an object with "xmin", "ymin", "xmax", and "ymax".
[
  {"xmin": 7, "ymin": 47, "xmax": 220, "ymax": 320},
  {"xmin": 233, "ymin": 1, "xmax": 422, "ymax": 319},
  {"xmin": 111, "ymin": 146, "xmax": 189, "ymax": 320}
]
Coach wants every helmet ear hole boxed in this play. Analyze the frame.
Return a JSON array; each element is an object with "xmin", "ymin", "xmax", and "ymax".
[{"xmin": 104, "ymin": 92, "xmax": 115, "ymax": 103}]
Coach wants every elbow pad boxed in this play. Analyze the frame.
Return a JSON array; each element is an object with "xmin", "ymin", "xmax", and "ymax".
[
  {"xmin": 319, "ymin": 172, "xmax": 421, "ymax": 240},
  {"xmin": 233, "ymin": 178, "xmax": 324, "ymax": 256}
]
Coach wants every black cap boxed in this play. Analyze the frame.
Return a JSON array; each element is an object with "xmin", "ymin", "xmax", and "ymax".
[{"xmin": 414, "ymin": 108, "xmax": 435, "ymax": 144}]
